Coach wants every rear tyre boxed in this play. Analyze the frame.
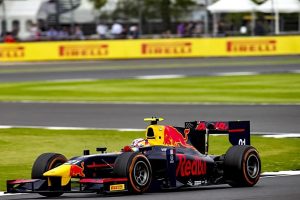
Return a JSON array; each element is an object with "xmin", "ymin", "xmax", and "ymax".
[
  {"xmin": 31, "ymin": 153, "xmax": 68, "ymax": 197},
  {"xmin": 114, "ymin": 152, "xmax": 152, "ymax": 193},
  {"xmin": 224, "ymin": 145, "xmax": 261, "ymax": 187}
]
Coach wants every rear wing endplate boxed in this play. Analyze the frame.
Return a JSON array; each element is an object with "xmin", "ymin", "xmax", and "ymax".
[{"xmin": 185, "ymin": 121, "xmax": 250, "ymax": 146}]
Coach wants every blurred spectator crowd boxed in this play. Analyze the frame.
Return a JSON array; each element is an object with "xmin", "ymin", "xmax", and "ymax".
[
  {"xmin": 97, "ymin": 22, "xmax": 139, "ymax": 39},
  {"xmin": 175, "ymin": 21, "xmax": 204, "ymax": 38},
  {"xmin": 1, "ymin": 18, "xmax": 271, "ymax": 43},
  {"xmin": 0, "ymin": 20, "xmax": 141, "ymax": 43},
  {"xmin": 2, "ymin": 22, "xmax": 85, "ymax": 43}
]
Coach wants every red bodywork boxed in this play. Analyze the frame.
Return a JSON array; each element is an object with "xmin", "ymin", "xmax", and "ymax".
[
  {"xmin": 70, "ymin": 162, "xmax": 85, "ymax": 177},
  {"xmin": 164, "ymin": 126, "xmax": 193, "ymax": 148}
]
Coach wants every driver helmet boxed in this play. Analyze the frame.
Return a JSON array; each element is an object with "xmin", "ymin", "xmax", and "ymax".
[{"xmin": 131, "ymin": 138, "xmax": 146, "ymax": 148}]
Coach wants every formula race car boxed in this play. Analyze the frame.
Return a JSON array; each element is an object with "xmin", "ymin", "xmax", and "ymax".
[{"xmin": 6, "ymin": 117, "xmax": 261, "ymax": 197}]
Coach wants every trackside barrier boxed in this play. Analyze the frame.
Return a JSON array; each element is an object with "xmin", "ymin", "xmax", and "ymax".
[{"xmin": 0, "ymin": 36, "xmax": 300, "ymax": 62}]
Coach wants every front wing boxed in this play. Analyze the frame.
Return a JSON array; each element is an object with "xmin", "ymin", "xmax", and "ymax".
[{"xmin": 6, "ymin": 178, "xmax": 129, "ymax": 194}]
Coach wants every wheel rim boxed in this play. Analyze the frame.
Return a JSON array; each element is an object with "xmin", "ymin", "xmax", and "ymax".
[
  {"xmin": 246, "ymin": 154, "xmax": 259, "ymax": 178},
  {"xmin": 133, "ymin": 161, "xmax": 149, "ymax": 186}
]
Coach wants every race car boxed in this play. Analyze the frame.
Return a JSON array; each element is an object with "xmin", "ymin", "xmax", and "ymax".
[{"xmin": 6, "ymin": 117, "xmax": 261, "ymax": 197}]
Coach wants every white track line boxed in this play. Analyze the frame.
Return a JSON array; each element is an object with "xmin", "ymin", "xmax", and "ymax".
[
  {"xmin": 136, "ymin": 71, "xmax": 300, "ymax": 80},
  {"xmin": 262, "ymin": 171, "xmax": 300, "ymax": 177},
  {"xmin": 263, "ymin": 134, "xmax": 300, "ymax": 138},
  {"xmin": 136, "ymin": 74, "xmax": 186, "ymax": 79},
  {"xmin": 0, "ymin": 192, "xmax": 24, "ymax": 196},
  {"xmin": 0, "ymin": 125, "xmax": 143, "ymax": 131},
  {"xmin": 291, "ymin": 70, "xmax": 300, "ymax": 73},
  {"xmin": 1, "ymin": 125, "xmax": 300, "ymax": 138},
  {"xmin": 216, "ymin": 72, "xmax": 259, "ymax": 76}
]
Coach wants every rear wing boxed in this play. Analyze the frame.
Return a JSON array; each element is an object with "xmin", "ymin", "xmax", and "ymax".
[{"xmin": 184, "ymin": 121, "xmax": 250, "ymax": 154}]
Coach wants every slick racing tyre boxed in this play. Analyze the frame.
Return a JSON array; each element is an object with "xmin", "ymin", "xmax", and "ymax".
[
  {"xmin": 114, "ymin": 152, "xmax": 152, "ymax": 193},
  {"xmin": 32, "ymin": 153, "xmax": 68, "ymax": 197},
  {"xmin": 224, "ymin": 145, "xmax": 261, "ymax": 187}
]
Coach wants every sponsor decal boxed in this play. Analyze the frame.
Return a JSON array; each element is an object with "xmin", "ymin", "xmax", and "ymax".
[
  {"xmin": 141, "ymin": 42, "xmax": 192, "ymax": 55},
  {"xmin": 110, "ymin": 184, "xmax": 125, "ymax": 191},
  {"xmin": 59, "ymin": 44, "xmax": 109, "ymax": 57},
  {"xmin": 70, "ymin": 162, "xmax": 85, "ymax": 177},
  {"xmin": 163, "ymin": 126, "xmax": 192, "ymax": 148},
  {"xmin": 227, "ymin": 40, "xmax": 276, "ymax": 53},
  {"xmin": 176, "ymin": 155, "xmax": 206, "ymax": 177},
  {"xmin": 169, "ymin": 149, "xmax": 175, "ymax": 164},
  {"xmin": 0, "ymin": 46, "xmax": 25, "ymax": 58},
  {"xmin": 196, "ymin": 122, "xmax": 228, "ymax": 131}
]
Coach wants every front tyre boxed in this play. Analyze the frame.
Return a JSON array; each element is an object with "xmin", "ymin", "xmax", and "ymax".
[
  {"xmin": 114, "ymin": 152, "xmax": 152, "ymax": 193},
  {"xmin": 224, "ymin": 145, "xmax": 261, "ymax": 187},
  {"xmin": 31, "ymin": 153, "xmax": 68, "ymax": 197}
]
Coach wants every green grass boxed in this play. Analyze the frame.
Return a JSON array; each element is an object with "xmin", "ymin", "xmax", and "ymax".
[
  {"xmin": 0, "ymin": 128, "xmax": 299, "ymax": 191},
  {"xmin": 0, "ymin": 74, "xmax": 300, "ymax": 103},
  {"xmin": 0, "ymin": 128, "xmax": 143, "ymax": 191}
]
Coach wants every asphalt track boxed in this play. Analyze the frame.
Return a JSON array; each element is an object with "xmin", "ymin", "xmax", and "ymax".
[
  {"xmin": 0, "ymin": 102, "xmax": 299, "ymax": 133},
  {"xmin": 0, "ymin": 56, "xmax": 299, "ymax": 82},
  {"xmin": 0, "ymin": 56, "xmax": 299, "ymax": 200},
  {"xmin": 2, "ymin": 175, "xmax": 300, "ymax": 200}
]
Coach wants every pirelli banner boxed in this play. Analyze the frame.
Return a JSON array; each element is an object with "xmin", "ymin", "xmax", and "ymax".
[{"xmin": 0, "ymin": 36, "xmax": 300, "ymax": 62}]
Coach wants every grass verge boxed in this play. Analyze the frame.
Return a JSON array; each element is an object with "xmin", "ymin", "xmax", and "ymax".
[
  {"xmin": 0, "ymin": 128, "xmax": 299, "ymax": 191},
  {"xmin": 0, "ymin": 74, "xmax": 299, "ymax": 103}
]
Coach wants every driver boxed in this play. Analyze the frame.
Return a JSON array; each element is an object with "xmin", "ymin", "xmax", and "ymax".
[
  {"xmin": 123, "ymin": 138, "xmax": 150, "ymax": 152},
  {"xmin": 131, "ymin": 138, "xmax": 147, "ymax": 148}
]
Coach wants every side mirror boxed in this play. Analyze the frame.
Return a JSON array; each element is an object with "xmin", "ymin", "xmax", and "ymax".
[{"xmin": 96, "ymin": 147, "xmax": 107, "ymax": 153}]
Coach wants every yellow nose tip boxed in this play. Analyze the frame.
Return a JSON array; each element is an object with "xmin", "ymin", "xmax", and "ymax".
[
  {"xmin": 43, "ymin": 164, "xmax": 71, "ymax": 176},
  {"xmin": 43, "ymin": 164, "xmax": 71, "ymax": 186}
]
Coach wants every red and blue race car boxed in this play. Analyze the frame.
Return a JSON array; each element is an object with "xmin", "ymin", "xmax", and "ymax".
[{"xmin": 6, "ymin": 117, "xmax": 261, "ymax": 197}]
